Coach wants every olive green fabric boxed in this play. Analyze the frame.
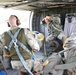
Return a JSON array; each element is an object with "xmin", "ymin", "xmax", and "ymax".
[{"xmin": 4, "ymin": 27, "xmax": 32, "ymax": 60}]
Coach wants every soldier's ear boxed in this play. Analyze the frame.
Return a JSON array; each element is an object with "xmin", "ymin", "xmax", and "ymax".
[{"xmin": 7, "ymin": 22, "xmax": 10, "ymax": 27}]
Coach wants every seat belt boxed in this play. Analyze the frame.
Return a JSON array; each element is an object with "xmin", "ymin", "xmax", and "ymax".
[{"xmin": 7, "ymin": 28, "xmax": 33, "ymax": 75}]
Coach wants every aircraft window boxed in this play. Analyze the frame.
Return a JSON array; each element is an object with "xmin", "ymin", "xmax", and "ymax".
[{"xmin": 0, "ymin": 8, "xmax": 32, "ymax": 34}]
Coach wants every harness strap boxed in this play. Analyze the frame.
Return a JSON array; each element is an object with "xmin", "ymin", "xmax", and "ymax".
[
  {"xmin": 14, "ymin": 45, "xmax": 33, "ymax": 75},
  {"xmin": 55, "ymin": 45, "xmax": 76, "ymax": 70},
  {"xmin": 17, "ymin": 40, "xmax": 32, "ymax": 55},
  {"xmin": 55, "ymin": 61, "xmax": 76, "ymax": 70},
  {"xmin": 7, "ymin": 28, "xmax": 34, "ymax": 75},
  {"xmin": 8, "ymin": 28, "xmax": 21, "ymax": 50}
]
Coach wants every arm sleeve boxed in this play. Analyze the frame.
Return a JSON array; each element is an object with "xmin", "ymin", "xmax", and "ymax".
[
  {"xmin": 0, "ymin": 34, "xmax": 5, "ymax": 53},
  {"xmin": 24, "ymin": 29, "xmax": 40, "ymax": 51}
]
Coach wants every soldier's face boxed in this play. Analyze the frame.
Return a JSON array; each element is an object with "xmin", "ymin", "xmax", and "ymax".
[
  {"xmin": 9, "ymin": 16, "xmax": 17, "ymax": 27},
  {"xmin": 45, "ymin": 18, "xmax": 50, "ymax": 24},
  {"xmin": 44, "ymin": 16, "xmax": 51, "ymax": 24}
]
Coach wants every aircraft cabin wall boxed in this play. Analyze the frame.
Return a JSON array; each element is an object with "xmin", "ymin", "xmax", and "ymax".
[{"xmin": 32, "ymin": 8, "xmax": 76, "ymax": 38}]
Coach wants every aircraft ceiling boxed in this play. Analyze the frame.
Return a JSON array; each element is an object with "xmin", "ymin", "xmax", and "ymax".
[{"xmin": 0, "ymin": 0, "xmax": 75, "ymax": 11}]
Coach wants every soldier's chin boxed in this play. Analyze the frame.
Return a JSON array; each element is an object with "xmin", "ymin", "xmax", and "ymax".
[{"xmin": 10, "ymin": 24, "xmax": 16, "ymax": 27}]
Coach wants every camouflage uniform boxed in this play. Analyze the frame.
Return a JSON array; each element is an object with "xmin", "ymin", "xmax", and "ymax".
[
  {"xmin": 63, "ymin": 32, "xmax": 76, "ymax": 75},
  {"xmin": 46, "ymin": 15, "xmax": 62, "ymax": 43},
  {"xmin": 0, "ymin": 27, "xmax": 42, "ymax": 72}
]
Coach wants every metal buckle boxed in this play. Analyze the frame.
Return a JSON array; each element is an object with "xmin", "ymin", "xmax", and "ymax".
[{"xmin": 12, "ymin": 39, "xmax": 18, "ymax": 47}]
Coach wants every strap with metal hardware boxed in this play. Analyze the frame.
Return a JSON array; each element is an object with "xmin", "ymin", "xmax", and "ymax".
[{"xmin": 7, "ymin": 28, "xmax": 34, "ymax": 75}]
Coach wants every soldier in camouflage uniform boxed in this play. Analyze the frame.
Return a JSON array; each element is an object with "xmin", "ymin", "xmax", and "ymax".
[
  {"xmin": 0, "ymin": 15, "xmax": 43, "ymax": 75},
  {"xmin": 42, "ymin": 15, "xmax": 66, "ymax": 52},
  {"xmin": 63, "ymin": 32, "xmax": 76, "ymax": 75}
]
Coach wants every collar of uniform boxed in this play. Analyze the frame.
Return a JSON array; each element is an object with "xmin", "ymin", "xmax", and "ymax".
[{"xmin": 10, "ymin": 26, "xmax": 18, "ymax": 30}]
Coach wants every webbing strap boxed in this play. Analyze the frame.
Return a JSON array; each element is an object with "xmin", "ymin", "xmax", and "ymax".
[
  {"xmin": 7, "ymin": 28, "xmax": 21, "ymax": 50},
  {"xmin": 17, "ymin": 40, "xmax": 32, "ymax": 55},
  {"xmin": 55, "ymin": 61, "xmax": 76, "ymax": 70},
  {"xmin": 14, "ymin": 46, "xmax": 33, "ymax": 75},
  {"xmin": 7, "ymin": 28, "xmax": 34, "ymax": 75}
]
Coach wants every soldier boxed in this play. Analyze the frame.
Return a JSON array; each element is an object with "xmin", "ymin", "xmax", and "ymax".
[
  {"xmin": 63, "ymin": 32, "xmax": 76, "ymax": 75},
  {"xmin": 0, "ymin": 15, "xmax": 42, "ymax": 75},
  {"xmin": 42, "ymin": 15, "xmax": 66, "ymax": 51}
]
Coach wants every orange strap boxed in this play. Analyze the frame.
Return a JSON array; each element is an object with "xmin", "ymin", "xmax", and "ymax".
[{"xmin": 3, "ymin": 54, "xmax": 11, "ymax": 58}]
